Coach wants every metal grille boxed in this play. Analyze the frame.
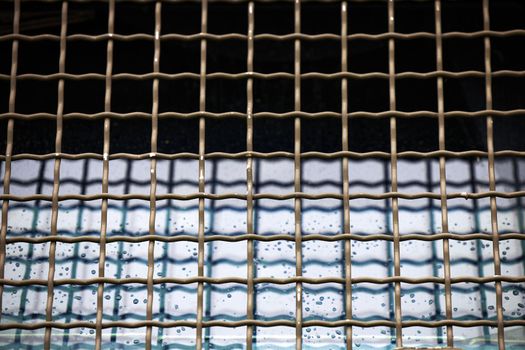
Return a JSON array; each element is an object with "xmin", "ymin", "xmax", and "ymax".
[{"xmin": 0, "ymin": 0, "xmax": 524, "ymax": 349}]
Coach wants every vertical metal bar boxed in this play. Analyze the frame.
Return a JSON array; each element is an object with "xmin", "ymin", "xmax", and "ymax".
[
  {"xmin": 196, "ymin": 0, "xmax": 208, "ymax": 348},
  {"xmin": 95, "ymin": 0, "xmax": 114, "ymax": 347},
  {"xmin": 145, "ymin": 2, "xmax": 162, "ymax": 349},
  {"xmin": 44, "ymin": 2, "xmax": 68, "ymax": 348},
  {"xmin": 0, "ymin": 0, "xmax": 20, "ymax": 324},
  {"xmin": 340, "ymin": 2, "xmax": 352, "ymax": 349},
  {"xmin": 482, "ymin": 1, "xmax": 505, "ymax": 349},
  {"xmin": 293, "ymin": 1, "xmax": 302, "ymax": 349},
  {"xmin": 433, "ymin": 1, "xmax": 454, "ymax": 346},
  {"xmin": 246, "ymin": 2, "xmax": 255, "ymax": 349},
  {"xmin": 387, "ymin": 0, "xmax": 402, "ymax": 347}
]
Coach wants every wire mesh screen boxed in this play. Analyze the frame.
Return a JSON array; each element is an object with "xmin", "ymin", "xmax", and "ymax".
[{"xmin": 0, "ymin": 0, "xmax": 525, "ymax": 349}]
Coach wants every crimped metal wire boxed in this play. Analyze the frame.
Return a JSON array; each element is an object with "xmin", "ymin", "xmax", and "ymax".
[
  {"xmin": 94, "ymin": 1, "xmax": 114, "ymax": 348},
  {"xmin": 245, "ymin": 2, "xmax": 255, "ymax": 348},
  {"xmin": 434, "ymin": 0, "xmax": 453, "ymax": 346},
  {"xmin": 3, "ymin": 109, "xmax": 525, "ymax": 120},
  {"xmin": 293, "ymin": 1, "xmax": 303, "ymax": 348},
  {"xmin": 2, "ymin": 70, "xmax": 525, "ymax": 81},
  {"xmin": 387, "ymin": 0, "xmax": 403, "ymax": 346},
  {"xmin": 340, "ymin": 2, "xmax": 352, "ymax": 349},
  {"xmin": 195, "ymin": 0, "xmax": 207, "ymax": 348},
  {"xmin": 0, "ymin": 0, "xmax": 19, "ymax": 325},
  {"xmin": 43, "ymin": 2, "xmax": 67, "ymax": 348},
  {"xmin": 482, "ymin": 1, "xmax": 505, "ymax": 349},
  {"xmin": 0, "ymin": 319, "xmax": 524, "ymax": 330}
]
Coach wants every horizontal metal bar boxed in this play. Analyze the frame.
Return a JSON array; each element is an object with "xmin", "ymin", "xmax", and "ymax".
[
  {"xmin": 0, "ymin": 319, "xmax": 524, "ymax": 331},
  {"xmin": 1, "ymin": 190, "xmax": 524, "ymax": 201},
  {"xmin": 2, "ymin": 70, "xmax": 525, "ymax": 81},
  {"xmin": 1, "ymin": 275, "xmax": 524, "ymax": 287},
  {"xmin": 2, "ymin": 150, "xmax": 525, "ymax": 161},
  {"xmin": 1, "ymin": 109, "xmax": 525, "ymax": 120},
  {"xmin": 1, "ymin": 30, "xmax": 525, "ymax": 42},
  {"xmin": 5, "ymin": 232, "xmax": 525, "ymax": 245}
]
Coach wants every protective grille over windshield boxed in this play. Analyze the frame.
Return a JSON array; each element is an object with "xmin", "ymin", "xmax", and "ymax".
[{"xmin": 0, "ymin": 0, "xmax": 524, "ymax": 349}]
